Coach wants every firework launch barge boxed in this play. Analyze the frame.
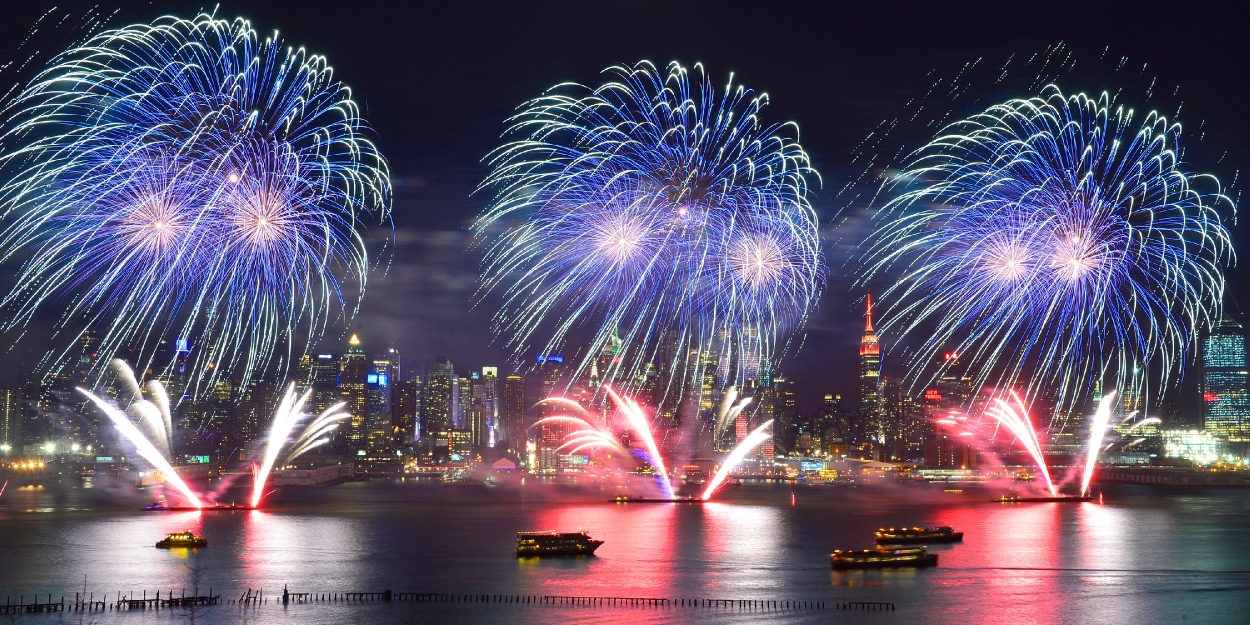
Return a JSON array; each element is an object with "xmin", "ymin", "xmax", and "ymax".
[
  {"xmin": 831, "ymin": 547, "xmax": 938, "ymax": 570},
  {"xmin": 143, "ymin": 502, "xmax": 254, "ymax": 512},
  {"xmin": 876, "ymin": 526, "xmax": 963, "ymax": 544},
  {"xmin": 996, "ymin": 495, "xmax": 1093, "ymax": 503},
  {"xmin": 609, "ymin": 495, "xmax": 704, "ymax": 504},
  {"xmin": 516, "ymin": 531, "xmax": 604, "ymax": 557}
]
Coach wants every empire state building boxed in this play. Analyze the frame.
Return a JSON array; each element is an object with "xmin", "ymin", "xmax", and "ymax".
[{"xmin": 860, "ymin": 294, "xmax": 883, "ymax": 443}]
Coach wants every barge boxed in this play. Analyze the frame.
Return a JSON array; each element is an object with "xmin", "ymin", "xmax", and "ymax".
[
  {"xmin": 831, "ymin": 547, "xmax": 937, "ymax": 570},
  {"xmin": 876, "ymin": 526, "xmax": 963, "ymax": 544}
]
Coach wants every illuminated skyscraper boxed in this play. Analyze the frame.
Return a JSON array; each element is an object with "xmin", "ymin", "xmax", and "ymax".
[
  {"xmin": 423, "ymin": 361, "xmax": 455, "ymax": 445},
  {"xmin": 339, "ymin": 334, "xmax": 368, "ymax": 451},
  {"xmin": 0, "ymin": 388, "xmax": 18, "ymax": 454},
  {"xmin": 1203, "ymin": 315, "xmax": 1250, "ymax": 442},
  {"xmin": 365, "ymin": 350, "xmax": 398, "ymax": 451},
  {"xmin": 860, "ymin": 294, "xmax": 884, "ymax": 443}
]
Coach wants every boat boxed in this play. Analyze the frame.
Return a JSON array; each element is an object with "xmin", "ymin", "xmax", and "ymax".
[
  {"xmin": 156, "ymin": 531, "xmax": 207, "ymax": 549},
  {"xmin": 831, "ymin": 547, "xmax": 937, "ymax": 570},
  {"xmin": 515, "ymin": 530, "xmax": 604, "ymax": 556},
  {"xmin": 875, "ymin": 526, "xmax": 963, "ymax": 544}
]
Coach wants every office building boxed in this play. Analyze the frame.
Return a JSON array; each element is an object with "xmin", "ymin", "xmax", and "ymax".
[{"xmin": 1203, "ymin": 315, "xmax": 1250, "ymax": 442}]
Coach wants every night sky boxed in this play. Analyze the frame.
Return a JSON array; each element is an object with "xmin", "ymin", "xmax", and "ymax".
[{"xmin": 1, "ymin": 1, "xmax": 1246, "ymax": 412}]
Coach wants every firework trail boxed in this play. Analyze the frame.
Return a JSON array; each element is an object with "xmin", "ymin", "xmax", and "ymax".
[
  {"xmin": 476, "ymin": 61, "xmax": 821, "ymax": 393},
  {"xmin": 1080, "ymin": 390, "xmax": 1118, "ymax": 496},
  {"xmin": 533, "ymin": 416, "xmax": 630, "ymax": 456},
  {"xmin": 865, "ymin": 86, "xmax": 1232, "ymax": 417},
  {"xmin": 605, "ymin": 386, "xmax": 673, "ymax": 498},
  {"xmin": 77, "ymin": 360, "xmax": 202, "ymax": 507},
  {"xmin": 702, "ymin": 419, "xmax": 772, "ymax": 500},
  {"xmin": 986, "ymin": 391, "xmax": 1055, "ymax": 496},
  {"xmin": 713, "ymin": 385, "xmax": 753, "ymax": 442},
  {"xmin": 0, "ymin": 13, "xmax": 391, "ymax": 396},
  {"xmin": 251, "ymin": 384, "xmax": 348, "ymax": 507}
]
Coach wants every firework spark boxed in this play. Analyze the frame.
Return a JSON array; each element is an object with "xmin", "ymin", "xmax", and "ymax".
[
  {"xmin": 865, "ymin": 86, "xmax": 1232, "ymax": 416},
  {"xmin": 0, "ymin": 13, "xmax": 390, "ymax": 396},
  {"xmin": 476, "ymin": 61, "xmax": 821, "ymax": 392}
]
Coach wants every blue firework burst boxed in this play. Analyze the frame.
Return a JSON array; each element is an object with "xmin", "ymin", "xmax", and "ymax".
[
  {"xmin": 866, "ymin": 85, "xmax": 1233, "ymax": 416},
  {"xmin": 476, "ymin": 60, "xmax": 822, "ymax": 390},
  {"xmin": 0, "ymin": 13, "xmax": 391, "ymax": 394}
]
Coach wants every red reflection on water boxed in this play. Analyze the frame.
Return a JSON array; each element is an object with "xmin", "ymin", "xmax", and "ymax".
[
  {"xmin": 525, "ymin": 504, "xmax": 677, "ymax": 596},
  {"xmin": 930, "ymin": 503, "xmax": 1063, "ymax": 623}
]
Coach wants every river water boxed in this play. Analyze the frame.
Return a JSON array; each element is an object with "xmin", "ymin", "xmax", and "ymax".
[{"xmin": 1, "ymin": 476, "xmax": 1247, "ymax": 624}]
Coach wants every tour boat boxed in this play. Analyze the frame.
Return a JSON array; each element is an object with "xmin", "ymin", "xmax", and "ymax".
[
  {"xmin": 515, "ymin": 530, "xmax": 604, "ymax": 556},
  {"xmin": 831, "ymin": 547, "xmax": 937, "ymax": 570},
  {"xmin": 875, "ymin": 526, "xmax": 963, "ymax": 544},
  {"xmin": 156, "ymin": 531, "xmax": 207, "ymax": 549}
]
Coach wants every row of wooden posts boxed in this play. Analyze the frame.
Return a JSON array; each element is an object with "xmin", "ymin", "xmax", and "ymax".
[{"xmin": 5, "ymin": 589, "xmax": 898, "ymax": 613}]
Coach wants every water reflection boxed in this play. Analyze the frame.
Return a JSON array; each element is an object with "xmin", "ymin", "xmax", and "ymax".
[
  {"xmin": 527, "ymin": 503, "xmax": 677, "ymax": 596},
  {"xmin": 239, "ymin": 510, "xmax": 366, "ymax": 587}
]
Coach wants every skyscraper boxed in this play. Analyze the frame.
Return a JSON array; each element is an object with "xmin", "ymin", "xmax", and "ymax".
[
  {"xmin": 310, "ymin": 354, "xmax": 341, "ymax": 416},
  {"xmin": 1203, "ymin": 315, "xmax": 1250, "ymax": 442},
  {"xmin": 394, "ymin": 373, "xmax": 422, "ymax": 446},
  {"xmin": 0, "ymin": 388, "xmax": 18, "ymax": 454},
  {"xmin": 860, "ymin": 294, "xmax": 884, "ymax": 444},
  {"xmin": 423, "ymin": 361, "xmax": 456, "ymax": 445},
  {"xmin": 501, "ymin": 374, "xmax": 526, "ymax": 451},
  {"xmin": 480, "ymin": 367, "xmax": 499, "ymax": 447},
  {"xmin": 365, "ymin": 351, "xmax": 397, "ymax": 451},
  {"xmin": 339, "ymin": 334, "xmax": 368, "ymax": 451}
]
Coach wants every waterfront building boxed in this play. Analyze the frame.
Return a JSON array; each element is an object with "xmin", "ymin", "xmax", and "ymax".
[
  {"xmin": 1203, "ymin": 315, "xmax": 1250, "ymax": 442},
  {"xmin": 860, "ymin": 294, "xmax": 884, "ymax": 444},
  {"xmin": 1162, "ymin": 429, "xmax": 1228, "ymax": 465}
]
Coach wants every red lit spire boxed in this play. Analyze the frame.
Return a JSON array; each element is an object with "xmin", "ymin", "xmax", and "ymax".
[
  {"xmin": 860, "ymin": 293, "xmax": 879, "ymax": 356},
  {"xmin": 864, "ymin": 292, "xmax": 875, "ymax": 332}
]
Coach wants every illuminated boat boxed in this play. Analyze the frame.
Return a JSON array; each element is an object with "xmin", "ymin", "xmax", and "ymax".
[
  {"xmin": 831, "ymin": 547, "xmax": 937, "ymax": 570},
  {"xmin": 515, "ymin": 531, "xmax": 604, "ymax": 556},
  {"xmin": 875, "ymin": 526, "xmax": 963, "ymax": 544},
  {"xmin": 156, "ymin": 531, "xmax": 207, "ymax": 549}
]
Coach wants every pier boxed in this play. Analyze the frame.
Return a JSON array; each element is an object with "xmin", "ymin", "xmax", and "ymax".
[{"xmin": 1, "ymin": 595, "xmax": 63, "ymax": 614}]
